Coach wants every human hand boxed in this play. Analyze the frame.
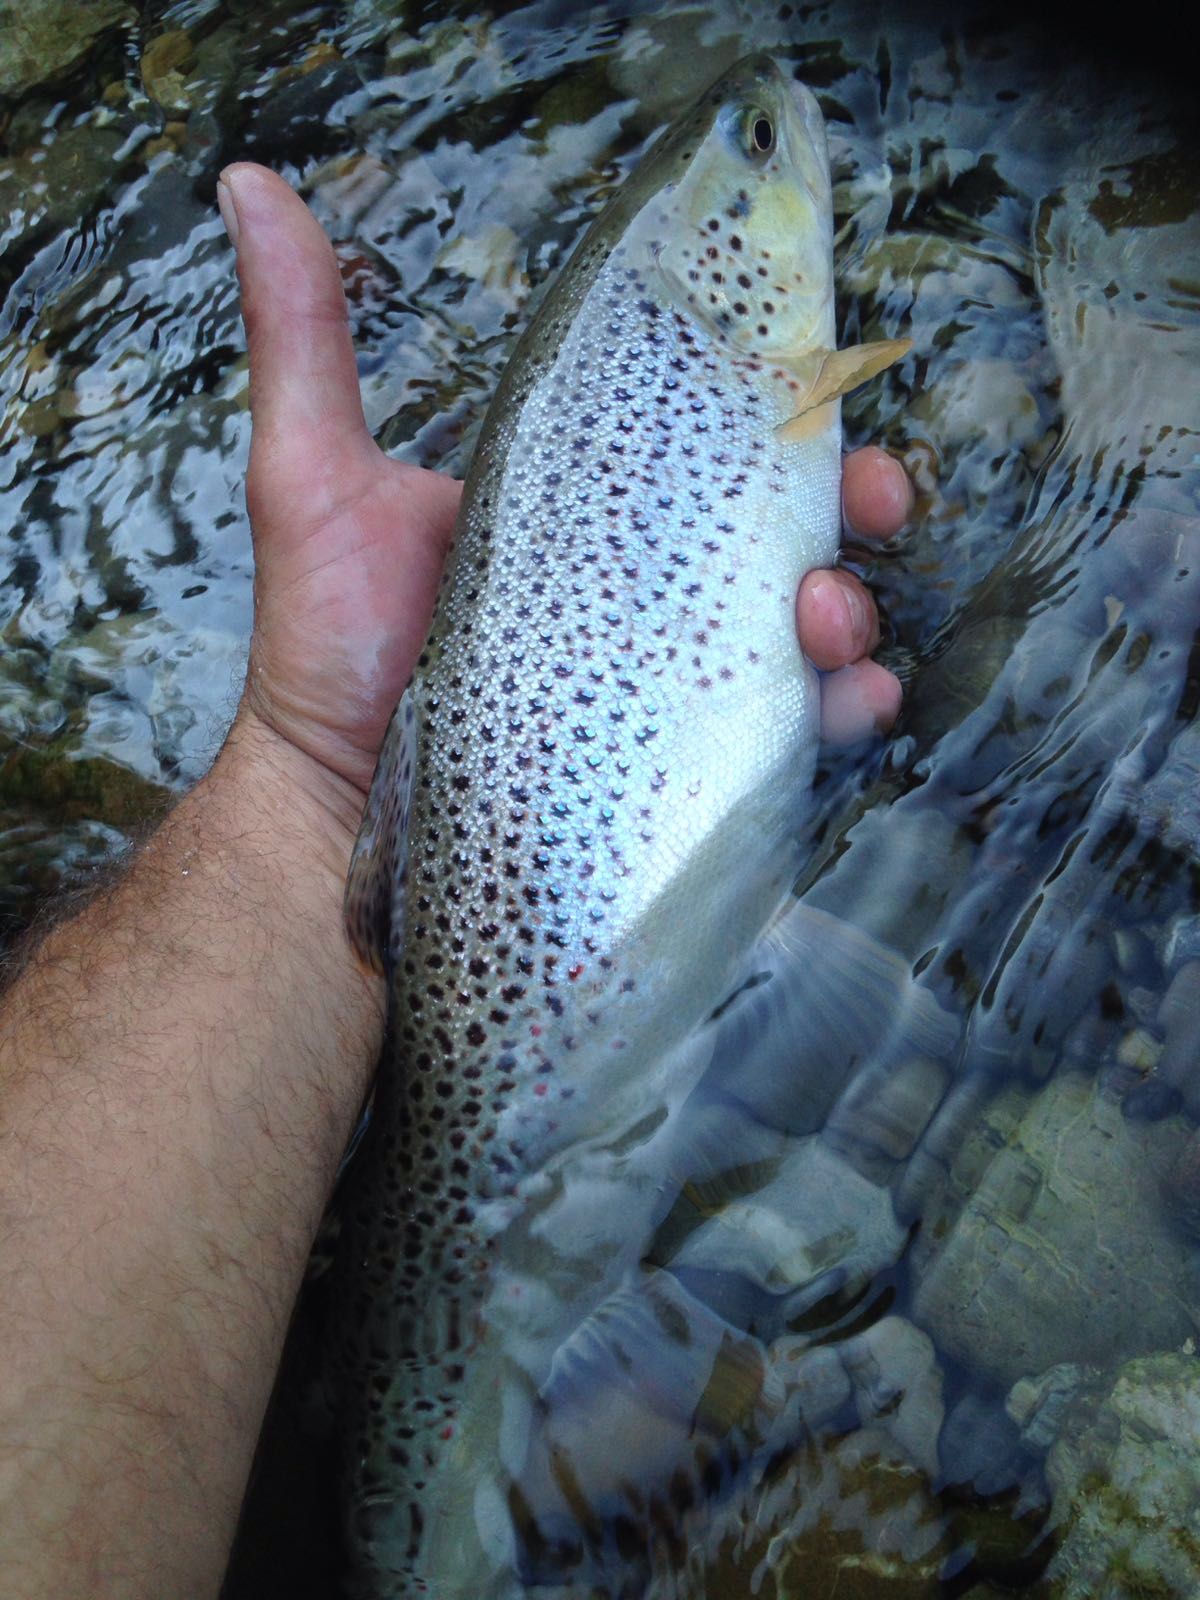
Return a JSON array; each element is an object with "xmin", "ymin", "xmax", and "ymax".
[
  {"xmin": 804, "ymin": 445, "xmax": 908, "ymax": 744},
  {"xmin": 218, "ymin": 164, "xmax": 910, "ymax": 808},
  {"xmin": 219, "ymin": 163, "xmax": 459, "ymax": 803}
]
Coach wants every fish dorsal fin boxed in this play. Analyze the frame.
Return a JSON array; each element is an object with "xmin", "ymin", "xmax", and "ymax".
[
  {"xmin": 344, "ymin": 689, "xmax": 416, "ymax": 974},
  {"xmin": 778, "ymin": 338, "xmax": 912, "ymax": 442}
]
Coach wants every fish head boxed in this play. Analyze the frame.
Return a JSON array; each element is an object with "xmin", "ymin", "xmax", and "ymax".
[{"xmin": 644, "ymin": 55, "xmax": 835, "ymax": 361}]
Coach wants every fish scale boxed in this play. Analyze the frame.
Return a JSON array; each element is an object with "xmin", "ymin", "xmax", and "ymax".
[{"xmin": 337, "ymin": 54, "xmax": 907, "ymax": 1597}]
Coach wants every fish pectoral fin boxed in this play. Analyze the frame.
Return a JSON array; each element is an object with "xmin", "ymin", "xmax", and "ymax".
[
  {"xmin": 706, "ymin": 901, "xmax": 961, "ymax": 1123},
  {"xmin": 760, "ymin": 901, "xmax": 960, "ymax": 1062},
  {"xmin": 777, "ymin": 338, "xmax": 913, "ymax": 442},
  {"xmin": 343, "ymin": 688, "xmax": 416, "ymax": 974},
  {"xmin": 812, "ymin": 338, "xmax": 914, "ymax": 402},
  {"xmin": 776, "ymin": 398, "xmax": 838, "ymax": 443}
]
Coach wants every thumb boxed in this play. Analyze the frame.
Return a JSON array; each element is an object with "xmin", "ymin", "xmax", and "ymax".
[{"xmin": 218, "ymin": 162, "xmax": 377, "ymax": 531}]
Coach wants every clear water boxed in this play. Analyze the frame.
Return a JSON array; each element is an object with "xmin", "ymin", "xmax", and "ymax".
[{"xmin": 2, "ymin": 2, "xmax": 1198, "ymax": 1595}]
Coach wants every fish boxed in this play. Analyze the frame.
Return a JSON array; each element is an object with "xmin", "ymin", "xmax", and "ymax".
[{"xmin": 337, "ymin": 52, "xmax": 912, "ymax": 1598}]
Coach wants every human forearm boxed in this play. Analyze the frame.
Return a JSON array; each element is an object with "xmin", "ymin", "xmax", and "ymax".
[{"xmin": 0, "ymin": 715, "xmax": 380, "ymax": 1598}]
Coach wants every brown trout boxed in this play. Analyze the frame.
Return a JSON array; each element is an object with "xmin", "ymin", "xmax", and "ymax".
[{"xmin": 339, "ymin": 53, "xmax": 910, "ymax": 1597}]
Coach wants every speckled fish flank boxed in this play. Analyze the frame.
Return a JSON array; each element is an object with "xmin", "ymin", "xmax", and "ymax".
[{"xmin": 338, "ymin": 53, "xmax": 908, "ymax": 1598}]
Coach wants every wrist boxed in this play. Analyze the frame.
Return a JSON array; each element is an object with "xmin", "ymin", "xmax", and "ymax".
[
  {"xmin": 195, "ymin": 705, "xmax": 387, "ymax": 1075},
  {"xmin": 218, "ymin": 705, "xmax": 369, "ymax": 890}
]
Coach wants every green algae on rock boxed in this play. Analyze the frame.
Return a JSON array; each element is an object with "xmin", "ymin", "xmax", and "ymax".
[
  {"xmin": 0, "ymin": 0, "xmax": 131, "ymax": 99},
  {"xmin": 1041, "ymin": 1355, "xmax": 1200, "ymax": 1599}
]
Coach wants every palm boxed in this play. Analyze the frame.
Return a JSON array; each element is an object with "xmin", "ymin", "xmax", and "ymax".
[{"xmin": 247, "ymin": 445, "xmax": 459, "ymax": 793}]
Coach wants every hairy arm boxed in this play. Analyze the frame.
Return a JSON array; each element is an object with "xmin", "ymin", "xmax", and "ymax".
[{"xmin": 0, "ymin": 719, "xmax": 378, "ymax": 1597}]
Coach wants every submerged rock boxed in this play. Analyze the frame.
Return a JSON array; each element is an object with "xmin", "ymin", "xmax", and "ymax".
[
  {"xmin": 939, "ymin": 1388, "xmax": 1028, "ymax": 1496},
  {"xmin": 910, "ymin": 1074, "xmax": 1200, "ymax": 1386},
  {"xmin": 0, "ymin": 0, "xmax": 131, "ymax": 98},
  {"xmin": 0, "ymin": 124, "xmax": 126, "ymax": 252},
  {"xmin": 139, "ymin": 28, "xmax": 196, "ymax": 113},
  {"xmin": 840, "ymin": 1318, "xmax": 945, "ymax": 1478},
  {"xmin": 666, "ymin": 1137, "xmax": 909, "ymax": 1332},
  {"xmin": 825, "ymin": 1054, "xmax": 950, "ymax": 1173},
  {"xmin": 1163, "ymin": 1130, "xmax": 1200, "ymax": 1238},
  {"xmin": 1005, "ymin": 1363, "xmax": 1098, "ymax": 1458},
  {"xmin": 1154, "ymin": 961, "xmax": 1200, "ymax": 1122},
  {"xmin": 1041, "ymin": 1354, "xmax": 1200, "ymax": 1599}
]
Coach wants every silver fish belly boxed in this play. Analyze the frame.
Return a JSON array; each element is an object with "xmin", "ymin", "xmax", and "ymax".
[{"xmin": 337, "ymin": 53, "xmax": 906, "ymax": 1597}]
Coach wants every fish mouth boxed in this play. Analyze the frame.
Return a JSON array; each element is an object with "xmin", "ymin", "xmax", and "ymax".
[{"xmin": 783, "ymin": 71, "xmax": 834, "ymax": 215}]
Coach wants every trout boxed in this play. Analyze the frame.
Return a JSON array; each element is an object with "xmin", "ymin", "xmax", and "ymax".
[{"xmin": 339, "ymin": 53, "xmax": 910, "ymax": 1597}]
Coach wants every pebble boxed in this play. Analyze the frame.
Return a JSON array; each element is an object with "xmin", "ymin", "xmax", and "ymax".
[
  {"xmin": 1115, "ymin": 1025, "xmax": 1163, "ymax": 1073},
  {"xmin": 139, "ymin": 28, "xmax": 195, "ymax": 113}
]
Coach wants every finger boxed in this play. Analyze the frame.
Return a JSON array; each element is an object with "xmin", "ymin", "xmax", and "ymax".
[
  {"xmin": 842, "ymin": 445, "xmax": 913, "ymax": 540},
  {"xmin": 819, "ymin": 660, "xmax": 902, "ymax": 744},
  {"xmin": 218, "ymin": 162, "xmax": 376, "ymax": 521},
  {"xmin": 797, "ymin": 570, "xmax": 879, "ymax": 671}
]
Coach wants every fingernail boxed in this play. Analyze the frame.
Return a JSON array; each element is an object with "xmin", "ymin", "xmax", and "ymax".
[{"xmin": 217, "ymin": 173, "xmax": 240, "ymax": 249}]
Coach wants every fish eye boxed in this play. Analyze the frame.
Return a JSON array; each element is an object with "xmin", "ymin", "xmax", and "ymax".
[{"xmin": 750, "ymin": 113, "xmax": 775, "ymax": 155}]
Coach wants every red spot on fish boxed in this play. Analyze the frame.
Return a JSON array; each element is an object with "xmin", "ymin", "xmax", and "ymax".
[
  {"xmin": 440, "ymin": 1425, "xmax": 455, "ymax": 1440},
  {"xmin": 534, "ymin": 1081, "xmax": 549, "ymax": 1097},
  {"xmin": 568, "ymin": 963, "xmax": 585, "ymax": 980},
  {"xmin": 530, "ymin": 1023, "xmax": 542, "ymax": 1036}
]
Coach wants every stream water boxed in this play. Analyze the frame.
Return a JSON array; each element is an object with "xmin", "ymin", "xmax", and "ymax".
[{"xmin": 3, "ymin": 2, "xmax": 1199, "ymax": 1595}]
